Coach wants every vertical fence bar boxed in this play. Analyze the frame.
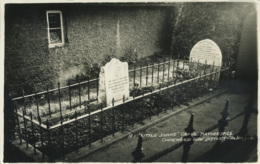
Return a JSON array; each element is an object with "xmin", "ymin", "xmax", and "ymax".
[
  {"xmin": 35, "ymin": 91, "xmax": 40, "ymax": 122},
  {"xmin": 78, "ymin": 76, "xmax": 82, "ymax": 108},
  {"xmin": 46, "ymin": 120, "xmax": 52, "ymax": 161},
  {"xmin": 146, "ymin": 63, "xmax": 148, "ymax": 86},
  {"xmin": 88, "ymin": 106, "xmax": 91, "ymax": 147},
  {"xmin": 100, "ymin": 103, "xmax": 103, "ymax": 143},
  {"xmin": 47, "ymin": 86, "xmax": 52, "ymax": 117},
  {"xmin": 87, "ymin": 76, "xmax": 90, "ymax": 102},
  {"xmin": 112, "ymin": 98, "xmax": 115, "ymax": 137},
  {"xmin": 162, "ymin": 59, "xmax": 165, "ymax": 82},
  {"xmin": 149, "ymin": 89, "xmax": 152, "ymax": 120},
  {"xmin": 141, "ymin": 90, "xmax": 144, "ymax": 121},
  {"xmin": 96, "ymin": 77, "xmax": 99, "ymax": 99},
  {"xmin": 182, "ymin": 59, "xmax": 185, "ymax": 71},
  {"xmin": 152, "ymin": 63, "xmax": 154, "ymax": 86},
  {"xmin": 122, "ymin": 96, "xmax": 125, "ymax": 132},
  {"xmin": 132, "ymin": 91, "xmax": 135, "ymax": 127},
  {"xmin": 172, "ymin": 59, "xmax": 175, "ymax": 79},
  {"xmin": 38, "ymin": 115, "xmax": 45, "ymax": 160},
  {"xmin": 22, "ymin": 90, "xmax": 26, "ymax": 115},
  {"xmin": 60, "ymin": 117, "xmax": 65, "ymax": 160},
  {"xmin": 133, "ymin": 65, "xmax": 136, "ymax": 87},
  {"xmin": 22, "ymin": 110, "xmax": 28, "ymax": 149},
  {"xmin": 157, "ymin": 84, "xmax": 161, "ymax": 116},
  {"xmin": 15, "ymin": 105, "xmax": 22, "ymax": 144},
  {"xmin": 140, "ymin": 62, "xmax": 142, "ymax": 87},
  {"xmin": 30, "ymin": 112, "xmax": 36, "ymax": 154},
  {"xmin": 75, "ymin": 111, "xmax": 79, "ymax": 153},
  {"xmin": 58, "ymin": 82, "xmax": 62, "ymax": 118},
  {"xmin": 68, "ymin": 81, "xmax": 72, "ymax": 111},
  {"xmin": 168, "ymin": 58, "xmax": 170, "ymax": 82},
  {"xmin": 172, "ymin": 85, "xmax": 174, "ymax": 110},
  {"xmin": 157, "ymin": 61, "xmax": 160, "ymax": 84}
]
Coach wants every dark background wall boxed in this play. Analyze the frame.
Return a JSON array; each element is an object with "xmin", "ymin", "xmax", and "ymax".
[{"xmin": 5, "ymin": 4, "xmax": 172, "ymax": 96}]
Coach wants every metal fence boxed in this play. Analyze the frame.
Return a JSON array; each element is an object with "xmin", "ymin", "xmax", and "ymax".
[{"xmin": 12, "ymin": 58, "xmax": 232, "ymax": 161}]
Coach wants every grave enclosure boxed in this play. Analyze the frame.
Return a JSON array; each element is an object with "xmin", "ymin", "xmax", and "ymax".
[{"xmin": 11, "ymin": 40, "xmax": 234, "ymax": 162}]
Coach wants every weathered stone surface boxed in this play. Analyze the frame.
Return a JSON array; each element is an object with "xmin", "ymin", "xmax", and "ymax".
[
  {"xmin": 189, "ymin": 39, "xmax": 222, "ymax": 67},
  {"xmin": 98, "ymin": 58, "xmax": 129, "ymax": 106}
]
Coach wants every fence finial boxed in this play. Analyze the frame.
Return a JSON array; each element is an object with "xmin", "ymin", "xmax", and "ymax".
[
  {"xmin": 132, "ymin": 135, "xmax": 145, "ymax": 162},
  {"xmin": 185, "ymin": 113, "xmax": 195, "ymax": 133}
]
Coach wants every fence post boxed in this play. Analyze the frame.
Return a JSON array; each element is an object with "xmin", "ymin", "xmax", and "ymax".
[
  {"xmin": 132, "ymin": 135, "xmax": 145, "ymax": 162},
  {"xmin": 22, "ymin": 110, "xmax": 28, "ymax": 149},
  {"xmin": 88, "ymin": 104, "xmax": 91, "ymax": 147},
  {"xmin": 22, "ymin": 89, "xmax": 26, "ymax": 115},
  {"xmin": 47, "ymin": 86, "xmax": 52, "ymax": 117},
  {"xmin": 100, "ymin": 103, "xmax": 103, "ymax": 142},
  {"xmin": 35, "ymin": 90, "xmax": 41, "ymax": 123},
  {"xmin": 162, "ymin": 59, "xmax": 165, "ymax": 82},
  {"xmin": 146, "ymin": 63, "xmax": 149, "ymax": 86},
  {"xmin": 172, "ymin": 58, "xmax": 175, "ymax": 80},
  {"xmin": 75, "ymin": 111, "xmax": 79, "ymax": 153},
  {"xmin": 168, "ymin": 58, "xmax": 170, "ymax": 82},
  {"xmin": 133, "ymin": 65, "xmax": 136, "ymax": 87},
  {"xmin": 77, "ymin": 75, "xmax": 82, "ymax": 108},
  {"xmin": 87, "ymin": 76, "xmax": 90, "ymax": 102},
  {"xmin": 122, "ymin": 95, "xmax": 125, "ymax": 132},
  {"xmin": 140, "ymin": 62, "xmax": 142, "ymax": 87},
  {"xmin": 218, "ymin": 99, "xmax": 229, "ymax": 137},
  {"xmin": 215, "ymin": 99, "xmax": 229, "ymax": 149},
  {"xmin": 68, "ymin": 80, "xmax": 72, "ymax": 111},
  {"xmin": 182, "ymin": 113, "xmax": 195, "ymax": 162},
  {"xmin": 157, "ymin": 61, "xmax": 160, "ymax": 84},
  {"xmin": 46, "ymin": 120, "xmax": 52, "ymax": 161},
  {"xmin": 58, "ymin": 82, "xmax": 62, "ymax": 118},
  {"xmin": 30, "ymin": 112, "xmax": 36, "ymax": 154},
  {"xmin": 15, "ymin": 105, "xmax": 22, "ymax": 144},
  {"xmin": 132, "ymin": 91, "xmax": 136, "ymax": 127},
  {"xmin": 96, "ymin": 75, "xmax": 99, "ymax": 99},
  {"xmin": 112, "ymin": 98, "xmax": 115, "ymax": 137},
  {"xmin": 60, "ymin": 114, "xmax": 65, "ymax": 160},
  {"xmin": 38, "ymin": 114, "xmax": 45, "ymax": 160},
  {"xmin": 149, "ymin": 89, "xmax": 152, "ymax": 120},
  {"xmin": 141, "ymin": 90, "xmax": 144, "ymax": 121},
  {"xmin": 238, "ymin": 95, "xmax": 254, "ymax": 137},
  {"xmin": 152, "ymin": 63, "xmax": 154, "ymax": 86}
]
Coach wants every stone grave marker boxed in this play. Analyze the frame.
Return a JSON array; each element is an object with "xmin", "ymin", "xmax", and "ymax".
[
  {"xmin": 98, "ymin": 58, "xmax": 130, "ymax": 106},
  {"xmin": 189, "ymin": 39, "xmax": 222, "ymax": 81},
  {"xmin": 189, "ymin": 39, "xmax": 222, "ymax": 67}
]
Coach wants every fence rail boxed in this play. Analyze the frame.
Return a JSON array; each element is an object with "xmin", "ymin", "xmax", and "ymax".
[{"xmin": 12, "ymin": 58, "xmax": 232, "ymax": 161}]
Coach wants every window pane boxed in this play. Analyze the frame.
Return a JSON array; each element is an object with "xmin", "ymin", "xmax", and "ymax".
[
  {"xmin": 50, "ymin": 29, "xmax": 62, "ymax": 44},
  {"xmin": 48, "ymin": 13, "xmax": 61, "ymax": 28}
]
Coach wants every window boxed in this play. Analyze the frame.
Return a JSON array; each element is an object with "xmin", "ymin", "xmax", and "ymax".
[{"xmin": 46, "ymin": 10, "xmax": 64, "ymax": 48}]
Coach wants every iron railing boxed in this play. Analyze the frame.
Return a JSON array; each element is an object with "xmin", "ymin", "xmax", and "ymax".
[{"xmin": 12, "ymin": 58, "xmax": 232, "ymax": 161}]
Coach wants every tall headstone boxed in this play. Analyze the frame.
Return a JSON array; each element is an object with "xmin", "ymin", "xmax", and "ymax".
[
  {"xmin": 98, "ymin": 58, "xmax": 130, "ymax": 106},
  {"xmin": 189, "ymin": 39, "xmax": 222, "ymax": 67}
]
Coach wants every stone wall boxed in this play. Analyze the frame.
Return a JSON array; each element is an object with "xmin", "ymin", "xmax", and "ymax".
[{"xmin": 5, "ymin": 4, "xmax": 172, "ymax": 96}]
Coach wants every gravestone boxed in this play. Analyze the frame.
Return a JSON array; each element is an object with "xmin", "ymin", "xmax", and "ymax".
[
  {"xmin": 98, "ymin": 58, "xmax": 130, "ymax": 106},
  {"xmin": 189, "ymin": 39, "xmax": 222, "ymax": 83},
  {"xmin": 189, "ymin": 39, "xmax": 222, "ymax": 67}
]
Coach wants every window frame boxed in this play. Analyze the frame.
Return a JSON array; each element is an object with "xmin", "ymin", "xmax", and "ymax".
[{"xmin": 46, "ymin": 10, "xmax": 65, "ymax": 48}]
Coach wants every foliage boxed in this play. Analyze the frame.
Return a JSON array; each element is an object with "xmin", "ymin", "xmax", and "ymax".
[{"xmin": 170, "ymin": 3, "xmax": 255, "ymax": 61}]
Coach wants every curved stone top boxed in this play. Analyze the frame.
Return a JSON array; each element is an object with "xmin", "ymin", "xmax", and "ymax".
[{"xmin": 189, "ymin": 39, "xmax": 222, "ymax": 67}]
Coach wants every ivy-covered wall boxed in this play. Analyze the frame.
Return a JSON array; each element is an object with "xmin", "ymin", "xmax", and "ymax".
[{"xmin": 5, "ymin": 4, "xmax": 172, "ymax": 96}]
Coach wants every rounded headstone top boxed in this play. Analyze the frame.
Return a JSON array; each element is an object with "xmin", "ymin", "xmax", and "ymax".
[{"xmin": 189, "ymin": 39, "xmax": 222, "ymax": 67}]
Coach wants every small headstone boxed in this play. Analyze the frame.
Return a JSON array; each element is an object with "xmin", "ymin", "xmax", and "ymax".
[
  {"xmin": 189, "ymin": 39, "xmax": 222, "ymax": 82},
  {"xmin": 189, "ymin": 39, "xmax": 222, "ymax": 67},
  {"xmin": 98, "ymin": 58, "xmax": 130, "ymax": 106}
]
